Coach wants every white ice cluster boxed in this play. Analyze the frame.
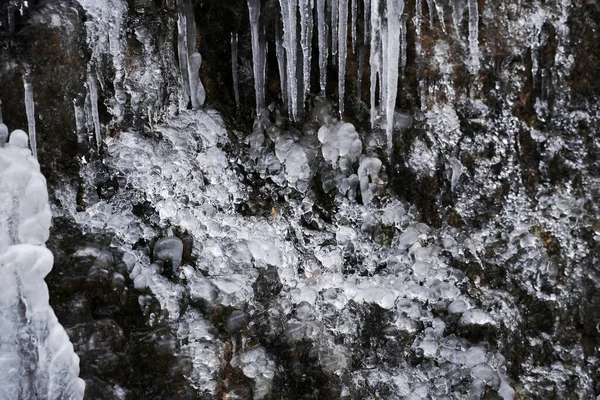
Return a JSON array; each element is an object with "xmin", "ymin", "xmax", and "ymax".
[{"xmin": 0, "ymin": 124, "xmax": 85, "ymax": 400}]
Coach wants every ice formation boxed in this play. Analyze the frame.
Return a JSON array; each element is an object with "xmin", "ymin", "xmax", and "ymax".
[
  {"xmin": 0, "ymin": 124, "xmax": 85, "ymax": 399},
  {"xmin": 23, "ymin": 76, "xmax": 36, "ymax": 159},
  {"xmin": 19, "ymin": 0, "xmax": 595, "ymax": 397},
  {"xmin": 248, "ymin": 0, "xmax": 266, "ymax": 113}
]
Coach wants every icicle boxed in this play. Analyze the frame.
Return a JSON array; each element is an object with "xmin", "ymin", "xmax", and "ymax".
[
  {"xmin": 467, "ymin": 0, "xmax": 480, "ymax": 74},
  {"xmin": 369, "ymin": 0, "xmax": 382, "ymax": 128},
  {"xmin": 351, "ymin": 0, "xmax": 357, "ymax": 53},
  {"xmin": 414, "ymin": 0, "xmax": 422, "ymax": 58},
  {"xmin": 299, "ymin": 0, "xmax": 314, "ymax": 97},
  {"xmin": 248, "ymin": 0, "xmax": 266, "ymax": 113},
  {"xmin": 317, "ymin": 0, "xmax": 328, "ymax": 94},
  {"xmin": 0, "ymin": 98, "xmax": 3, "ymax": 123},
  {"xmin": 280, "ymin": 0, "xmax": 299, "ymax": 120},
  {"xmin": 331, "ymin": 0, "xmax": 339, "ymax": 59},
  {"xmin": 434, "ymin": 0, "xmax": 446, "ymax": 33},
  {"xmin": 451, "ymin": 0, "xmax": 464, "ymax": 39},
  {"xmin": 87, "ymin": 72, "xmax": 102, "ymax": 149},
  {"xmin": 338, "ymin": 0, "xmax": 348, "ymax": 116},
  {"xmin": 384, "ymin": 0, "xmax": 402, "ymax": 157},
  {"xmin": 363, "ymin": 0, "xmax": 370, "ymax": 44},
  {"xmin": 400, "ymin": 14, "xmax": 407, "ymax": 77},
  {"xmin": 356, "ymin": 45, "xmax": 364, "ymax": 100},
  {"xmin": 23, "ymin": 75, "xmax": 37, "ymax": 158},
  {"xmin": 425, "ymin": 0, "xmax": 434, "ymax": 28},
  {"xmin": 275, "ymin": 23, "xmax": 288, "ymax": 111},
  {"xmin": 176, "ymin": 10, "xmax": 190, "ymax": 108},
  {"xmin": 231, "ymin": 33, "xmax": 240, "ymax": 109}
]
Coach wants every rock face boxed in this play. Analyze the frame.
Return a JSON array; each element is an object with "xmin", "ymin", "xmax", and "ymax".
[{"xmin": 1, "ymin": 0, "xmax": 600, "ymax": 399}]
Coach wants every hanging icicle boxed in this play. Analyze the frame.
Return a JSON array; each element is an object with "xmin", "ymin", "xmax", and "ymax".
[
  {"xmin": 275, "ymin": 23, "xmax": 289, "ymax": 111},
  {"xmin": 23, "ymin": 75, "xmax": 37, "ymax": 158},
  {"xmin": 86, "ymin": 72, "xmax": 102, "ymax": 149},
  {"xmin": 363, "ymin": 0, "xmax": 371, "ymax": 44},
  {"xmin": 280, "ymin": 0, "xmax": 300, "ymax": 120},
  {"xmin": 369, "ymin": 0, "xmax": 382, "ymax": 128},
  {"xmin": 299, "ymin": 0, "xmax": 314, "ymax": 97},
  {"xmin": 467, "ymin": 0, "xmax": 480, "ymax": 74},
  {"xmin": 317, "ymin": 0, "xmax": 328, "ymax": 94},
  {"xmin": 400, "ymin": 14, "xmax": 407, "ymax": 77},
  {"xmin": 384, "ymin": 0, "xmax": 403, "ymax": 157},
  {"xmin": 351, "ymin": 0, "xmax": 357, "ymax": 53},
  {"xmin": 248, "ymin": 0, "xmax": 266, "ymax": 114},
  {"xmin": 338, "ymin": 0, "xmax": 348, "ymax": 115},
  {"xmin": 231, "ymin": 33, "xmax": 240, "ymax": 109},
  {"xmin": 331, "ymin": 0, "xmax": 339, "ymax": 59}
]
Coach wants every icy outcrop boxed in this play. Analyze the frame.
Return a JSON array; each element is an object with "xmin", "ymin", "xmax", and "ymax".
[{"xmin": 0, "ymin": 125, "xmax": 84, "ymax": 399}]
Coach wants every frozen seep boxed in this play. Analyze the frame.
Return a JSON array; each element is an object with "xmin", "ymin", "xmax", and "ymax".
[{"xmin": 0, "ymin": 123, "xmax": 85, "ymax": 399}]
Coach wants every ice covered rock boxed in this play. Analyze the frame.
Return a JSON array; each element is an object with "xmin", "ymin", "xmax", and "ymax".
[{"xmin": 153, "ymin": 236, "xmax": 184, "ymax": 274}]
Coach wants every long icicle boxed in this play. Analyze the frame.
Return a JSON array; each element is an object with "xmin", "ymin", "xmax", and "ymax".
[
  {"xmin": 400, "ymin": 14, "xmax": 407, "ymax": 78},
  {"xmin": 369, "ymin": 0, "xmax": 381, "ymax": 128},
  {"xmin": 280, "ymin": 0, "xmax": 299, "ymax": 120},
  {"xmin": 299, "ymin": 0, "xmax": 314, "ymax": 97},
  {"xmin": 363, "ymin": 0, "xmax": 371, "ymax": 44},
  {"xmin": 331, "ymin": 0, "xmax": 339, "ymax": 60},
  {"xmin": 384, "ymin": 0, "xmax": 403, "ymax": 157},
  {"xmin": 317, "ymin": 0, "xmax": 328, "ymax": 94},
  {"xmin": 87, "ymin": 71, "xmax": 102, "ymax": 150},
  {"xmin": 468, "ymin": 0, "xmax": 480, "ymax": 75},
  {"xmin": 231, "ymin": 33, "xmax": 240, "ymax": 109},
  {"xmin": 23, "ymin": 75, "xmax": 37, "ymax": 158},
  {"xmin": 338, "ymin": 0, "xmax": 348, "ymax": 116},
  {"xmin": 176, "ymin": 8, "xmax": 190, "ymax": 109},
  {"xmin": 248, "ymin": 0, "xmax": 266, "ymax": 114},
  {"xmin": 275, "ymin": 22, "xmax": 288, "ymax": 111},
  {"xmin": 351, "ymin": 0, "xmax": 357, "ymax": 53}
]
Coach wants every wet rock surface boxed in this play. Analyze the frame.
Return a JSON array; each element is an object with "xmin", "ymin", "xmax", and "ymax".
[{"xmin": 1, "ymin": 0, "xmax": 600, "ymax": 399}]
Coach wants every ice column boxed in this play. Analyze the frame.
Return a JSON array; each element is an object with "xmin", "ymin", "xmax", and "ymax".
[
  {"xmin": 87, "ymin": 71, "xmax": 102, "ymax": 149},
  {"xmin": 468, "ymin": 0, "xmax": 480, "ymax": 74},
  {"xmin": 338, "ymin": 0, "xmax": 348, "ymax": 115},
  {"xmin": 248, "ymin": 0, "xmax": 266, "ymax": 113},
  {"xmin": 231, "ymin": 33, "xmax": 241, "ymax": 109},
  {"xmin": 23, "ymin": 75, "xmax": 37, "ymax": 159},
  {"xmin": 0, "ymin": 122, "xmax": 85, "ymax": 400}
]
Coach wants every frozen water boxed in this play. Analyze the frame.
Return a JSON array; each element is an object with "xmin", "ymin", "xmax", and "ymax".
[
  {"xmin": 153, "ymin": 236, "xmax": 184, "ymax": 274},
  {"xmin": 23, "ymin": 76, "xmax": 37, "ymax": 158},
  {"xmin": 318, "ymin": 122, "xmax": 362, "ymax": 172},
  {"xmin": 0, "ymin": 123, "xmax": 8, "ymax": 147},
  {"xmin": 0, "ymin": 126, "xmax": 84, "ymax": 399}
]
